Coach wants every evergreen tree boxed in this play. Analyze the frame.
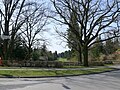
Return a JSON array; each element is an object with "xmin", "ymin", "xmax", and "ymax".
[
  {"xmin": 32, "ymin": 49, "xmax": 41, "ymax": 61},
  {"xmin": 11, "ymin": 36, "xmax": 27, "ymax": 60},
  {"xmin": 104, "ymin": 39, "xmax": 115, "ymax": 54},
  {"xmin": 48, "ymin": 51, "xmax": 54, "ymax": 61},
  {"xmin": 13, "ymin": 46, "xmax": 27, "ymax": 60},
  {"xmin": 90, "ymin": 37, "xmax": 104, "ymax": 59},
  {"xmin": 53, "ymin": 51, "xmax": 58, "ymax": 60},
  {"xmin": 113, "ymin": 37, "xmax": 120, "ymax": 51},
  {"xmin": 40, "ymin": 44, "xmax": 47, "ymax": 56},
  {"xmin": 67, "ymin": 7, "xmax": 82, "ymax": 63}
]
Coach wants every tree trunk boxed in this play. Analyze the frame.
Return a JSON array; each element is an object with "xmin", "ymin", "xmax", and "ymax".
[
  {"xmin": 83, "ymin": 45, "xmax": 89, "ymax": 67},
  {"xmin": 3, "ymin": 19, "xmax": 9, "ymax": 60},
  {"xmin": 78, "ymin": 46, "xmax": 82, "ymax": 65},
  {"xmin": 3, "ymin": 39, "xmax": 9, "ymax": 60},
  {"xmin": 8, "ymin": 32, "xmax": 15, "ymax": 59},
  {"xmin": 28, "ymin": 46, "xmax": 32, "ymax": 59}
]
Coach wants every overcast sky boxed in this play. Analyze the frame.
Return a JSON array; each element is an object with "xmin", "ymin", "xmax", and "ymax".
[
  {"xmin": 44, "ymin": 23, "xmax": 69, "ymax": 53},
  {"xmin": 41, "ymin": 0, "xmax": 70, "ymax": 53}
]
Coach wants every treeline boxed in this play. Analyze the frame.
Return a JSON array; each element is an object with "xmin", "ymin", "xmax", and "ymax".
[
  {"xmin": 89, "ymin": 37, "xmax": 120, "ymax": 61},
  {"xmin": 55, "ymin": 37, "xmax": 120, "ymax": 62},
  {"xmin": 33, "ymin": 47, "xmax": 72, "ymax": 61},
  {"xmin": 67, "ymin": 37, "xmax": 120, "ymax": 62},
  {"xmin": 57, "ymin": 50, "xmax": 71, "ymax": 59}
]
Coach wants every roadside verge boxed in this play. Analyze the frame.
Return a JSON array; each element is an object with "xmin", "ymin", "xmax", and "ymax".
[{"xmin": 0, "ymin": 66, "xmax": 119, "ymax": 78}]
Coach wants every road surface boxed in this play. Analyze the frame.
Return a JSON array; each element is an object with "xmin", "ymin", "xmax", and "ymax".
[{"xmin": 0, "ymin": 66, "xmax": 120, "ymax": 90}]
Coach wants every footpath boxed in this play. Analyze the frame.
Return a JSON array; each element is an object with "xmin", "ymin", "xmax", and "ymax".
[{"xmin": 0, "ymin": 65, "xmax": 120, "ymax": 70}]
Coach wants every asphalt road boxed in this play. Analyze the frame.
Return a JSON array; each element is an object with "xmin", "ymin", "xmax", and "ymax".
[{"xmin": 0, "ymin": 68, "xmax": 120, "ymax": 90}]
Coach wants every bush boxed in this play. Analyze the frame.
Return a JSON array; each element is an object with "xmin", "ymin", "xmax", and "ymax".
[
  {"xmin": 32, "ymin": 51, "xmax": 40, "ymax": 60},
  {"xmin": 89, "ymin": 61, "xmax": 104, "ymax": 66},
  {"xmin": 54, "ymin": 61, "xmax": 63, "ymax": 68},
  {"xmin": 104, "ymin": 60, "xmax": 113, "ymax": 64},
  {"xmin": 99, "ymin": 54, "xmax": 107, "ymax": 61},
  {"xmin": 2, "ymin": 60, "xmax": 11, "ymax": 66}
]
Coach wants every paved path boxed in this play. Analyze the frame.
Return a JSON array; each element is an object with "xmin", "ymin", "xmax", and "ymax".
[
  {"xmin": 0, "ymin": 65, "xmax": 115, "ymax": 71},
  {"xmin": 0, "ymin": 67, "xmax": 120, "ymax": 90}
]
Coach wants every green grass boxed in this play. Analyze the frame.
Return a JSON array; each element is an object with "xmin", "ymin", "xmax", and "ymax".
[
  {"xmin": 57, "ymin": 58, "xmax": 67, "ymax": 62},
  {"xmin": 0, "ymin": 68, "xmax": 114, "ymax": 77}
]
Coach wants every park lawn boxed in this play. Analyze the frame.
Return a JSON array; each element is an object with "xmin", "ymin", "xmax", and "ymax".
[
  {"xmin": 57, "ymin": 58, "xmax": 67, "ymax": 62},
  {"xmin": 0, "ymin": 68, "xmax": 114, "ymax": 77}
]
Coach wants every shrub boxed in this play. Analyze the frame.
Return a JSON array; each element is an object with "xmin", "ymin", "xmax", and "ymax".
[
  {"xmin": 2, "ymin": 60, "xmax": 11, "ymax": 66},
  {"xmin": 32, "ymin": 51, "xmax": 40, "ymax": 60},
  {"xmin": 54, "ymin": 61, "xmax": 63, "ymax": 68},
  {"xmin": 104, "ymin": 60, "xmax": 113, "ymax": 64},
  {"xmin": 99, "ymin": 54, "xmax": 107, "ymax": 61},
  {"xmin": 89, "ymin": 61, "xmax": 104, "ymax": 66}
]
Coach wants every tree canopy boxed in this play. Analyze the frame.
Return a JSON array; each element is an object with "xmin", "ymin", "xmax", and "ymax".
[{"xmin": 51, "ymin": 0, "xmax": 120, "ymax": 66}]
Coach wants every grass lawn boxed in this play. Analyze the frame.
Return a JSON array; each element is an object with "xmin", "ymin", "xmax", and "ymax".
[
  {"xmin": 0, "ymin": 68, "xmax": 114, "ymax": 77},
  {"xmin": 57, "ymin": 58, "xmax": 67, "ymax": 62}
]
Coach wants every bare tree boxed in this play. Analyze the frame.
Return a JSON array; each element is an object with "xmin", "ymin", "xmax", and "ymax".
[
  {"xmin": 20, "ymin": 2, "xmax": 48, "ymax": 59},
  {"xmin": 51, "ymin": 0, "xmax": 120, "ymax": 66},
  {"xmin": 0, "ymin": 0, "xmax": 27, "ymax": 60},
  {"xmin": 0, "ymin": 0, "xmax": 46, "ymax": 60}
]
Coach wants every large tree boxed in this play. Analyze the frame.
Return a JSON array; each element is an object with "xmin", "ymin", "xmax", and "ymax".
[
  {"xmin": 0, "ymin": 0, "xmax": 26, "ymax": 60},
  {"xmin": 0, "ymin": 0, "xmax": 48, "ymax": 60},
  {"xmin": 0, "ymin": 0, "xmax": 39, "ymax": 60},
  {"xmin": 20, "ymin": 2, "xmax": 48, "ymax": 59},
  {"xmin": 51, "ymin": 0, "xmax": 120, "ymax": 66}
]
